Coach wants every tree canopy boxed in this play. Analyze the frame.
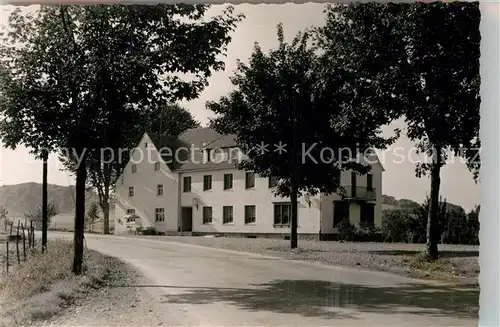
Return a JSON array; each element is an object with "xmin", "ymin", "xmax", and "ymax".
[
  {"xmin": 208, "ymin": 24, "xmax": 398, "ymax": 248},
  {"xmin": 147, "ymin": 103, "xmax": 201, "ymax": 137},
  {"xmin": 209, "ymin": 24, "xmax": 397, "ymax": 198},
  {"xmin": 1, "ymin": 4, "xmax": 242, "ymax": 154},
  {"xmin": 0, "ymin": 4, "xmax": 243, "ymax": 272},
  {"xmin": 316, "ymin": 2, "xmax": 480, "ymax": 259}
]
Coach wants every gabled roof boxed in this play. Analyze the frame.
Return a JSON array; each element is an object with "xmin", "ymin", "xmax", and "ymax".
[
  {"xmin": 148, "ymin": 128, "xmax": 239, "ymax": 172},
  {"xmin": 147, "ymin": 127, "xmax": 386, "ymax": 173}
]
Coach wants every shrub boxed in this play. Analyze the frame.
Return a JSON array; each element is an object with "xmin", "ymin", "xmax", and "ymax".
[
  {"xmin": 381, "ymin": 200, "xmax": 480, "ymax": 245},
  {"xmin": 337, "ymin": 217, "xmax": 356, "ymax": 242},
  {"xmin": 355, "ymin": 222, "xmax": 381, "ymax": 242},
  {"xmin": 465, "ymin": 207, "xmax": 479, "ymax": 245},
  {"xmin": 139, "ymin": 226, "xmax": 157, "ymax": 235},
  {"xmin": 381, "ymin": 209, "xmax": 413, "ymax": 243}
]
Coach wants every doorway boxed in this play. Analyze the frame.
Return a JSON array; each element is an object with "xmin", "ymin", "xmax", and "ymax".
[{"xmin": 181, "ymin": 206, "xmax": 193, "ymax": 232}]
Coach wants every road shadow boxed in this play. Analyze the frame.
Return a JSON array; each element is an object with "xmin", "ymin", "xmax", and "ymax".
[
  {"xmin": 151, "ymin": 279, "xmax": 478, "ymax": 320},
  {"xmin": 368, "ymin": 250, "xmax": 479, "ymax": 258}
]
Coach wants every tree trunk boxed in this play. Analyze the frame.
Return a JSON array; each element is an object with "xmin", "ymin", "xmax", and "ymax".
[
  {"xmin": 290, "ymin": 179, "xmax": 298, "ymax": 249},
  {"xmin": 72, "ymin": 158, "xmax": 87, "ymax": 275},
  {"xmin": 102, "ymin": 199, "xmax": 110, "ymax": 235},
  {"xmin": 290, "ymin": 99, "xmax": 299, "ymax": 250},
  {"xmin": 42, "ymin": 150, "xmax": 48, "ymax": 253},
  {"xmin": 426, "ymin": 159, "xmax": 442, "ymax": 260}
]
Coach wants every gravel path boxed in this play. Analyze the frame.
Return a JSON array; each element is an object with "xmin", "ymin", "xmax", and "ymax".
[
  {"xmin": 139, "ymin": 236, "xmax": 479, "ymax": 285},
  {"xmin": 32, "ymin": 262, "xmax": 169, "ymax": 327}
]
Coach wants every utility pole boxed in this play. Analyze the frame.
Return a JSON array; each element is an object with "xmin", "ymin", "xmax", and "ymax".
[{"xmin": 42, "ymin": 149, "xmax": 48, "ymax": 252}]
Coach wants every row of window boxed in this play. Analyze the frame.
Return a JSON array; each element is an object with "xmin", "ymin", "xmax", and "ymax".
[
  {"xmin": 127, "ymin": 208, "xmax": 165, "ymax": 222},
  {"xmin": 183, "ymin": 172, "xmax": 373, "ymax": 193},
  {"xmin": 201, "ymin": 203, "xmax": 293, "ymax": 226},
  {"xmin": 125, "ymin": 174, "xmax": 276, "ymax": 197},
  {"xmin": 183, "ymin": 172, "xmax": 278, "ymax": 193},
  {"xmin": 128, "ymin": 184, "xmax": 163, "ymax": 197},
  {"xmin": 130, "ymin": 162, "xmax": 161, "ymax": 174},
  {"xmin": 130, "ymin": 146, "xmax": 239, "ymax": 175},
  {"xmin": 333, "ymin": 201, "xmax": 375, "ymax": 226},
  {"xmin": 127, "ymin": 171, "xmax": 372, "ymax": 198},
  {"xmin": 127, "ymin": 162, "xmax": 372, "ymax": 193},
  {"xmin": 124, "ymin": 203, "xmax": 293, "ymax": 226},
  {"xmin": 126, "ymin": 173, "xmax": 277, "ymax": 198},
  {"xmin": 202, "ymin": 205, "xmax": 257, "ymax": 224}
]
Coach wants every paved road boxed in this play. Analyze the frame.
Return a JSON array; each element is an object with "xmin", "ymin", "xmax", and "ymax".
[{"xmin": 50, "ymin": 232, "xmax": 477, "ymax": 327}]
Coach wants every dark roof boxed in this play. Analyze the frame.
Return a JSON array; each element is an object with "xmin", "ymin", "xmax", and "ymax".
[
  {"xmin": 178, "ymin": 127, "xmax": 237, "ymax": 149},
  {"xmin": 147, "ymin": 128, "xmax": 239, "ymax": 172},
  {"xmin": 147, "ymin": 127, "xmax": 385, "ymax": 173}
]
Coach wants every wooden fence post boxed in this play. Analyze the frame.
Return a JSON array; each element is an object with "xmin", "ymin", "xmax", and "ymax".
[
  {"xmin": 22, "ymin": 223, "xmax": 26, "ymax": 261},
  {"xmin": 6, "ymin": 241, "xmax": 9, "ymax": 273},
  {"xmin": 9, "ymin": 222, "xmax": 13, "ymax": 235},
  {"xmin": 30, "ymin": 221, "xmax": 34, "ymax": 249},
  {"xmin": 16, "ymin": 221, "xmax": 20, "ymax": 264},
  {"xmin": 28, "ymin": 224, "xmax": 32, "ymax": 250}
]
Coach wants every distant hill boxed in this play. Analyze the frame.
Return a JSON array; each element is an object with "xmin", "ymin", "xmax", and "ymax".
[
  {"xmin": 382, "ymin": 195, "xmax": 420, "ymax": 211},
  {"xmin": 382, "ymin": 194, "xmax": 466, "ymax": 213},
  {"xmin": 0, "ymin": 182, "xmax": 100, "ymax": 217},
  {"xmin": 0, "ymin": 182, "xmax": 117, "ymax": 232}
]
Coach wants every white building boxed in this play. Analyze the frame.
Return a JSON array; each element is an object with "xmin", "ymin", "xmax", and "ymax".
[{"xmin": 114, "ymin": 128, "xmax": 384, "ymax": 240}]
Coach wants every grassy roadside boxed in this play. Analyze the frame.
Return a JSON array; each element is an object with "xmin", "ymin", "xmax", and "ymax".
[
  {"xmin": 401, "ymin": 253, "xmax": 478, "ymax": 284},
  {"xmin": 0, "ymin": 239, "xmax": 127, "ymax": 327}
]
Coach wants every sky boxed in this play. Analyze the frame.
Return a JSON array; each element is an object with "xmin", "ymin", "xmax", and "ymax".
[{"xmin": 0, "ymin": 4, "xmax": 480, "ymax": 211}]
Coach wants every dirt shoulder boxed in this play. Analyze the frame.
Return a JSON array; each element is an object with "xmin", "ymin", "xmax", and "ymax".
[
  {"xmin": 0, "ymin": 239, "xmax": 165, "ymax": 327},
  {"xmin": 35, "ymin": 266, "xmax": 166, "ymax": 327},
  {"xmin": 137, "ymin": 236, "xmax": 479, "ymax": 286}
]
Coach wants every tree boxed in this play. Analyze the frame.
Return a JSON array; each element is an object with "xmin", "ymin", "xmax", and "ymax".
[
  {"xmin": 85, "ymin": 202, "xmax": 100, "ymax": 232},
  {"xmin": 0, "ymin": 5, "xmax": 243, "ymax": 274},
  {"xmin": 0, "ymin": 206, "xmax": 7, "ymax": 221},
  {"xmin": 24, "ymin": 201, "xmax": 59, "ymax": 230},
  {"xmin": 0, "ymin": 206, "xmax": 8, "ymax": 231},
  {"xmin": 316, "ymin": 2, "xmax": 480, "ymax": 259},
  {"xmin": 381, "ymin": 209, "xmax": 415, "ymax": 243},
  {"xmin": 466, "ymin": 205, "xmax": 480, "ymax": 245},
  {"xmin": 208, "ymin": 24, "xmax": 396, "ymax": 249},
  {"xmin": 147, "ymin": 103, "xmax": 201, "ymax": 137}
]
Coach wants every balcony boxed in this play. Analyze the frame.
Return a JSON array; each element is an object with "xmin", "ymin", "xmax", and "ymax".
[{"xmin": 342, "ymin": 186, "xmax": 376, "ymax": 202}]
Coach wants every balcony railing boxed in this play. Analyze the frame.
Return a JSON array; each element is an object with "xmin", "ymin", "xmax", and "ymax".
[{"xmin": 342, "ymin": 186, "xmax": 376, "ymax": 201}]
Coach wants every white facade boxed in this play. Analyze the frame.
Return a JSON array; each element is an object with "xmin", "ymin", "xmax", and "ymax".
[
  {"xmin": 114, "ymin": 130, "xmax": 384, "ymax": 238},
  {"xmin": 114, "ymin": 133, "xmax": 179, "ymax": 233},
  {"xmin": 178, "ymin": 168, "xmax": 320, "ymax": 236}
]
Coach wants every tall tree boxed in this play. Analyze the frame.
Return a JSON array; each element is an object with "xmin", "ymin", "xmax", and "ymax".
[
  {"xmin": 0, "ymin": 5, "xmax": 243, "ymax": 274},
  {"xmin": 208, "ymin": 24, "xmax": 396, "ymax": 249},
  {"xmin": 147, "ymin": 103, "xmax": 201, "ymax": 137},
  {"xmin": 316, "ymin": 2, "xmax": 480, "ymax": 259}
]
